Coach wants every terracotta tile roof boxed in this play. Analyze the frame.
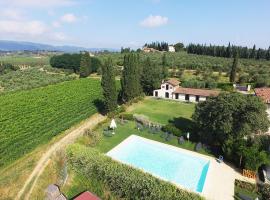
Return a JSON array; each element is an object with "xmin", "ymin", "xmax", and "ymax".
[
  {"xmin": 164, "ymin": 79, "xmax": 180, "ymax": 86},
  {"xmin": 254, "ymin": 88, "xmax": 270, "ymax": 103},
  {"xmin": 173, "ymin": 87, "xmax": 220, "ymax": 97},
  {"xmin": 74, "ymin": 191, "xmax": 101, "ymax": 200}
]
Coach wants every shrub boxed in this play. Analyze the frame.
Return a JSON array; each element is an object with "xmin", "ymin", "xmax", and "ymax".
[
  {"xmin": 260, "ymin": 184, "xmax": 270, "ymax": 200},
  {"xmin": 67, "ymin": 144, "xmax": 204, "ymax": 200},
  {"xmin": 83, "ymin": 129, "xmax": 102, "ymax": 147},
  {"xmin": 119, "ymin": 113, "xmax": 133, "ymax": 120},
  {"xmin": 162, "ymin": 124, "xmax": 182, "ymax": 137},
  {"xmin": 235, "ymin": 179, "xmax": 257, "ymax": 193}
]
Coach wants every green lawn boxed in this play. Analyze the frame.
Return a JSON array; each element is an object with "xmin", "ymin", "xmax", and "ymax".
[
  {"xmin": 234, "ymin": 186, "xmax": 261, "ymax": 200},
  {"xmin": 90, "ymin": 120, "xmax": 211, "ymax": 156},
  {"xmin": 128, "ymin": 98, "xmax": 195, "ymax": 125}
]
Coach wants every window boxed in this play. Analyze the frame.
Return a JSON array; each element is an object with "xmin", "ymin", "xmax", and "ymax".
[
  {"xmin": 185, "ymin": 94, "xmax": 190, "ymax": 101},
  {"xmin": 196, "ymin": 95, "xmax": 200, "ymax": 102},
  {"xmin": 165, "ymin": 92, "xmax": 169, "ymax": 98},
  {"xmin": 166, "ymin": 84, "xmax": 169, "ymax": 90},
  {"xmin": 175, "ymin": 94, "xmax": 179, "ymax": 99},
  {"xmin": 155, "ymin": 91, "xmax": 158, "ymax": 97}
]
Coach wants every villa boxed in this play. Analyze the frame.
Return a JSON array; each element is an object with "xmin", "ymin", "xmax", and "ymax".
[{"xmin": 153, "ymin": 79, "xmax": 220, "ymax": 102}]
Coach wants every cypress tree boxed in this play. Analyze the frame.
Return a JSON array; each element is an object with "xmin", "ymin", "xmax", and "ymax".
[
  {"xmin": 230, "ymin": 51, "xmax": 239, "ymax": 83},
  {"xmin": 161, "ymin": 53, "xmax": 168, "ymax": 79},
  {"xmin": 141, "ymin": 57, "xmax": 162, "ymax": 95},
  {"xmin": 79, "ymin": 52, "xmax": 91, "ymax": 77},
  {"xmin": 250, "ymin": 45, "xmax": 256, "ymax": 59},
  {"xmin": 266, "ymin": 47, "xmax": 270, "ymax": 61},
  {"xmin": 121, "ymin": 53, "xmax": 142, "ymax": 102},
  {"xmin": 101, "ymin": 58, "xmax": 118, "ymax": 113}
]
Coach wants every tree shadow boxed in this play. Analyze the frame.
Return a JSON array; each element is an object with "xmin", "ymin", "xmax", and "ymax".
[
  {"xmin": 93, "ymin": 99, "xmax": 106, "ymax": 115},
  {"xmin": 169, "ymin": 117, "xmax": 200, "ymax": 141}
]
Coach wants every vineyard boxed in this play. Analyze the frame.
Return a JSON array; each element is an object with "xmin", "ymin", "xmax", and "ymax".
[{"xmin": 0, "ymin": 78, "xmax": 102, "ymax": 168}]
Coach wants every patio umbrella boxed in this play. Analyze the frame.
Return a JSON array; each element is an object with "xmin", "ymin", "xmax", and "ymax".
[
  {"xmin": 187, "ymin": 132, "xmax": 190, "ymax": 141},
  {"xmin": 110, "ymin": 119, "xmax": 117, "ymax": 134}
]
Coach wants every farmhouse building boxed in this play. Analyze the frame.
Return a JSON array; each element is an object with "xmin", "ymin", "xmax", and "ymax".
[
  {"xmin": 168, "ymin": 45, "xmax": 175, "ymax": 52},
  {"xmin": 153, "ymin": 79, "xmax": 220, "ymax": 102},
  {"xmin": 254, "ymin": 88, "xmax": 270, "ymax": 116}
]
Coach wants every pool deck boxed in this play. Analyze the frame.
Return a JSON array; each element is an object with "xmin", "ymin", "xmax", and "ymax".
[{"xmin": 107, "ymin": 135, "xmax": 253, "ymax": 200}]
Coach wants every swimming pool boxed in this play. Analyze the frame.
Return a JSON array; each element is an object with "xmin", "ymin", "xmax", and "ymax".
[{"xmin": 107, "ymin": 135, "xmax": 210, "ymax": 193}]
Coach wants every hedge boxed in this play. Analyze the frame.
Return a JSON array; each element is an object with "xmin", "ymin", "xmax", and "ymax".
[{"xmin": 67, "ymin": 144, "xmax": 204, "ymax": 200}]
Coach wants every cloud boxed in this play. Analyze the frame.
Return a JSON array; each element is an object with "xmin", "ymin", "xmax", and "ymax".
[
  {"xmin": 5, "ymin": 0, "xmax": 75, "ymax": 8},
  {"xmin": 0, "ymin": 20, "xmax": 47, "ymax": 36},
  {"xmin": 1, "ymin": 9, "xmax": 24, "ymax": 20},
  {"xmin": 60, "ymin": 13, "xmax": 77, "ymax": 23},
  {"xmin": 0, "ymin": 19, "xmax": 70, "ymax": 42},
  {"xmin": 140, "ymin": 15, "xmax": 168, "ymax": 28},
  {"xmin": 52, "ymin": 21, "xmax": 61, "ymax": 28}
]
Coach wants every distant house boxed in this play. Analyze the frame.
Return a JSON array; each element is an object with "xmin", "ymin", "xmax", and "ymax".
[
  {"xmin": 142, "ymin": 47, "xmax": 159, "ymax": 53},
  {"xmin": 254, "ymin": 88, "xmax": 270, "ymax": 116},
  {"xmin": 153, "ymin": 79, "xmax": 220, "ymax": 102},
  {"xmin": 168, "ymin": 45, "xmax": 175, "ymax": 52}
]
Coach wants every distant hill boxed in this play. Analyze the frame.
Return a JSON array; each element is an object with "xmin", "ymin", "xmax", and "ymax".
[{"xmin": 0, "ymin": 40, "xmax": 118, "ymax": 52}]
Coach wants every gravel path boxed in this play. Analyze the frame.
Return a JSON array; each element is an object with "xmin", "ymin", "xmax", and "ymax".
[{"xmin": 16, "ymin": 113, "xmax": 106, "ymax": 200}]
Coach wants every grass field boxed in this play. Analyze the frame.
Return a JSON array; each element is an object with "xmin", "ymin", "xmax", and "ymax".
[
  {"xmin": 0, "ymin": 55, "xmax": 50, "ymax": 66},
  {"xmin": 128, "ymin": 98, "xmax": 195, "ymax": 125},
  {"xmin": 0, "ymin": 78, "xmax": 102, "ymax": 169}
]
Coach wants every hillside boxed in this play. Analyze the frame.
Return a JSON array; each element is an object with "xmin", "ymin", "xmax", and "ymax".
[{"xmin": 0, "ymin": 40, "xmax": 118, "ymax": 52}]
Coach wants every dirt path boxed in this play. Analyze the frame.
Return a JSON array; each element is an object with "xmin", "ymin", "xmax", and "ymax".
[{"xmin": 16, "ymin": 113, "xmax": 106, "ymax": 200}]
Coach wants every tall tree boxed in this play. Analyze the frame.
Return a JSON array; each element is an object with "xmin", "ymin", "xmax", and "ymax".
[
  {"xmin": 121, "ymin": 53, "xmax": 142, "ymax": 102},
  {"xmin": 141, "ymin": 57, "xmax": 162, "ymax": 95},
  {"xmin": 266, "ymin": 46, "xmax": 270, "ymax": 61},
  {"xmin": 161, "ymin": 53, "xmax": 168, "ymax": 79},
  {"xmin": 230, "ymin": 51, "xmax": 239, "ymax": 83},
  {"xmin": 79, "ymin": 52, "xmax": 91, "ymax": 77},
  {"xmin": 250, "ymin": 44, "xmax": 256, "ymax": 59},
  {"xmin": 101, "ymin": 58, "xmax": 118, "ymax": 113}
]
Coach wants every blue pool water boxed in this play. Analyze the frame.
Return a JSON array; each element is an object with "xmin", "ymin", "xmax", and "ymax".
[{"xmin": 107, "ymin": 135, "xmax": 210, "ymax": 193}]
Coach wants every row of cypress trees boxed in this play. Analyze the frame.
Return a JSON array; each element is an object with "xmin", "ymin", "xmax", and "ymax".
[
  {"xmin": 187, "ymin": 43, "xmax": 270, "ymax": 60},
  {"xmin": 101, "ymin": 53, "xmax": 167, "ymax": 113}
]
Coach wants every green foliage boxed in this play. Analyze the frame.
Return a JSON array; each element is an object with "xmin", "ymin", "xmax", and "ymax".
[
  {"xmin": 67, "ymin": 144, "xmax": 204, "ymax": 200},
  {"xmin": 141, "ymin": 57, "xmax": 162, "ymax": 95},
  {"xmin": 193, "ymin": 93, "xmax": 270, "ymax": 170},
  {"xmin": 174, "ymin": 43, "xmax": 185, "ymax": 52},
  {"xmin": 79, "ymin": 52, "xmax": 91, "ymax": 77},
  {"xmin": 235, "ymin": 180, "xmax": 257, "ymax": 193},
  {"xmin": 0, "ymin": 67, "xmax": 75, "ymax": 93},
  {"xmin": 0, "ymin": 78, "xmax": 102, "ymax": 168},
  {"xmin": 101, "ymin": 58, "xmax": 118, "ymax": 113},
  {"xmin": 162, "ymin": 124, "xmax": 182, "ymax": 137},
  {"xmin": 50, "ymin": 53, "xmax": 101, "ymax": 74},
  {"xmin": 144, "ymin": 41, "xmax": 169, "ymax": 51},
  {"xmin": 242, "ymin": 145, "xmax": 269, "ymax": 171},
  {"xmin": 119, "ymin": 113, "xmax": 133, "ymax": 120},
  {"xmin": 230, "ymin": 52, "xmax": 238, "ymax": 83},
  {"xmin": 83, "ymin": 129, "xmax": 102, "ymax": 147},
  {"xmin": 121, "ymin": 53, "xmax": 142, "ymax": 102},
  {"xmin": 50, "ymin": 53, "xmax": 81, "ymax": 73},
  {"xmin": 260, "ymin": 184, "xmax": 270, "ymax": 200}
]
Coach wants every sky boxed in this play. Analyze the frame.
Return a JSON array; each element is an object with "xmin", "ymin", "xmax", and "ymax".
[{"xmin": 0, "ymin": 0, "xmax": 269, "ymax": 49}]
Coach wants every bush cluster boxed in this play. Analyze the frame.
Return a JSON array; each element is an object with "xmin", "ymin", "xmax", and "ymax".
[
  {"xmin": 162, "ymin": 124, "xmax": 182, "ymax": 137},
  {"xmin": 67, "ymin": 144, "xmax": 204, "ymax": 200}
]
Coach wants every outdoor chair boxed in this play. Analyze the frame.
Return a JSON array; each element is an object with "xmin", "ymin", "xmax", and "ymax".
[
  {"xmin": 178, "ymin": 136, "xmax": 185, "ymax": 145},
  {"xmin": 195, "ymin": 142, "xmax": 202, "ymax": 151},
  {"xmin": 217, "ymin": 155, "xmax": 223, "ymax": 163},
  {"xmin": 161, "ymin": 132, "xmax": 168, "ymax": 139},
  {"xmin": 103, "ymin": 130, "xmax": 113, "ymax": 137},
  {"xmin": 166, "ymin": 133, "xmax": 173, "ymax": 141}
]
